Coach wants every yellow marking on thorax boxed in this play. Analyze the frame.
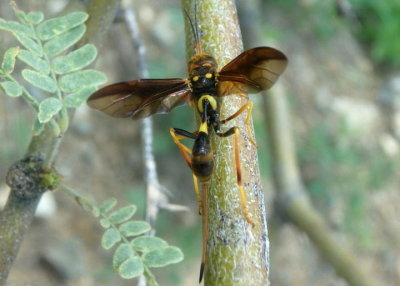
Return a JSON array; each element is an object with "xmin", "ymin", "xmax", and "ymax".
[
  {"xmin": 199, "ymin": 121, "xmax": 208, "ymax": 134},
  {"xmin": 198, "ymin": 95, "xmax": 217, "ymax": 112}
]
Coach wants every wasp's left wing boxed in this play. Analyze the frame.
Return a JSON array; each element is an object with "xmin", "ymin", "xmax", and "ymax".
[{"xmin": 87, "ymin": 79, "xmax": 191, "ymax": 119}]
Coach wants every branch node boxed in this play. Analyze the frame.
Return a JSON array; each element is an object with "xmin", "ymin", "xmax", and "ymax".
[{"xmin": 6, "ymin": 156, "xmax": 47, "ymax": 199}]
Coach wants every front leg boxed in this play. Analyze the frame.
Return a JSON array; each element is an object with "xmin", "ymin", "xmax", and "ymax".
[{"xmin": 221, "ymin": 101, "xmax": 256, "ymax": 146}]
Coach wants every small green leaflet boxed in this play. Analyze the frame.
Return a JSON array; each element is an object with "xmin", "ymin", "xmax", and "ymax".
[
  {"xmin": 36, "ymin": 12, "xmax": 88, "ymax": 41},
  {"xmin": 108, "ymin": 205, "xmax": 137, "ymax": 224},
  {"xmin": 0, "ymin": 81, "xmax": 23, "ymax": 97},
  {"xmin": 59, "ymin": 69, "xmax": 107, "ymax": 93},
  {"xmin": 22, "ymin": 69, "xmax": 57, "ymax": 93},
  {"xmin": 100, "ymin": 218, "xmax": 111, "ymax": 228},
  {"xmin": 113, "ymin": 243, "xmax": 134, "ymax": 268},
  {"xmin": 1, "ymin": 46, "xmax": 19, "ymax": 74},
  {"xmin": 99, "ymin": 198, "xmax": 118, "ymax": 213},
  {"xmin": 26, "ymin": 11, "xmax": 44, "ymax": 24},
  {"xmin": 18, "ymin": 49, "xmax": 50, "ymax": 74},
  {"xmin": 43, "ymin": 24, "xmax": 86, "ymax": 57},
  {"xmin": 14, "ymin": 33, "xmax": 43, "ymax": 56},
  {"xmin": 118, "ymin": 257, "xmax": 144, "ymax": 279},
  {"xmin": 119, "ymin": 221, "xmax": 151, "ymax": 237},
  {"xmin": 52, "ymin": 44, "xmax": 97, "ymax": 74},
  {"xmin": 102, "ymin": 228, "xmax": 121, "ymax": 249},
  {"xmin": 0, "ymin": 19, "xmax": 34, "ymax": 37},
  {"xmin": 13, "ymin": 8, "xmax": 28, "ymax": 24},
  {"xmin": 38, "ymin": 97, "xmax": 63, "ymax": 123},
  {"xmin": 143, "ymin": 246, "xmax": 184, "ymax": 268},
  {"xmin": 132, "ymin": 236, "xmax": 168, "ymax": 253}
]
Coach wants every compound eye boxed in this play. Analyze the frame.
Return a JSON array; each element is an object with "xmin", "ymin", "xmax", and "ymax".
[
  {"xmin": 205, "ymin": 73, "xmax": 212, "ymax": 79},
  {"xmin": 192, "ymin": 76, "xmax": 199, "ymax": 82}
]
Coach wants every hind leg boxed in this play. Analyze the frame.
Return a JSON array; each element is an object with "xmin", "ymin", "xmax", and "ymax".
[
  {"xmin": 170, "ymin": 128, "xmax": 202, "ymax": 214},
  {"xmin": 216, "ymin": 127, "xmax": 255, "ymax": 227}
]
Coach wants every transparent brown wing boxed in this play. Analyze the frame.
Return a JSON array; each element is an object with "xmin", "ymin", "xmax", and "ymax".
[
  {"xmin": 87, "ymin": 79, "xmax": 191, "ymax": 119},
  {"xmin": 217, "ymin": 47, "xmax": 287, "ymax": 95}
]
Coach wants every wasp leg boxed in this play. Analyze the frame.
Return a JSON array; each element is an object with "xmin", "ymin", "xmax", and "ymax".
[
  {"xmin": 170, "ymin": 128, "xmax": 202, "ymax": 215},
  {"xmin": 199, "ymin": 183, "xmax": 208, "ymax": 283},
  {"xmin": 216, "ymin": 127, "xmax": 255, "ymax": 227},
  {"xmin": 192, "ymin": 174, "xmax": 201, "ymax": 215},
  {"xmin": 221, "ymin": 101, "xmax": 257, "ymax": 147}
]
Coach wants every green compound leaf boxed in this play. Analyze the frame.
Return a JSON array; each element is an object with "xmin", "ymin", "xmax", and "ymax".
[
  {"xmin": 119, "ymin": 221, "xmax": 151, "ymax": 237},
  {"xmin": 37, "ymin": 12, "xmax": 88, "ymax": 41},
  {"xmin": 43, "ymin": 24, "xmax": 86, "ymax": 57},
  {"xmin": 99, "ymin": 198, "xmax": 118, "ymax": 213},
  {"xmin": 64, "ymin": 86, "xmax": 97, "ymax": 108},
  {"xmin": 22, "ymin": 69, "xmax": 57, "ymax": 93},
  {"xmin": 59, "ymin": 69, "xmax": 107, "ymax": 93},
  {"xmin": 32, "ymin": 118, "xmax": 45, "ymax": 135},
  {"xmin": 117, "ymin": 257, "xmax": 144, "ymax": 279},
  {"xmin": 52, "ymin": 44, "xmax": 97, "ymax": 74},
  {"xmin": 14, "ymin": 33, "xmax": 43, "ymax": 56},
  {"xmin": 0, "ymin": 19, "xmax": 34, "ymax": 37},
  {"xmin": 38, "ymin": 98, "xmax": 63, "ymax": 123},
  {"xmin": 18, "ymin": 49, "xmax": 50, "ymax": 74},
  {"xmin": 102, "ymin": 228, "xmax": 121, "ymax": 250},
  {"xmin": 1, "ymin": 46, "xmax": 19, "ymax": 74},
  {"xmin": 113, "ymin": 243, "xmax": 134, "ymax": 268},
  {"xmin": 131, "ymin": 236, "xmax": 168, "ymax": 253},
  {"xmin": 108, "ymin": 205, "xmax": 137, "ymax": 224},
  {"xmin": 26, "ymin": 11, "xmax": 44, "ymax": 25},
  {"xmin": 0, "ymin": 81, "xmax": 23, "ymax": 97},
  {"xmin": 143, "ymin": 246, "xmax": 184, "ymax": 268}
]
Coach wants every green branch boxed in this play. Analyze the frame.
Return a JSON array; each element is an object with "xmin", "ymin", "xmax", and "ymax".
[
  {"xmin": 182, "ymin": 0, "xmax": 270, "ymax": 284},
  {"xmin": 0, "ymin": 1, "xmax": 119, "ymax": 283}
]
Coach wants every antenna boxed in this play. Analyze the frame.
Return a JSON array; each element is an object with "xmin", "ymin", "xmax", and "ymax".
[{"xmin": 183, "ymin": 2, "xmax": 202, "ymax": 55}]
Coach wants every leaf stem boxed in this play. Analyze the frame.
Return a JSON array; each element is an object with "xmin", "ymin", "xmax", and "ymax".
[
  {"xmin": 143, "ymin": 266, "xmax": 159, "ymax": 286},
  {"xmin": 60, "ymin": 183, "xmax": 160, "ymax": 286},
  {"xmin": 27, "ymin": 20, "xmax": 69, "ymax": 134},
  {"xmin": 4, "ymin": 73, "xmax": 39, "ymax": 109},
  {"xmin": 3, "ymin": 67, "xmax": 60, "ymax": 136}
]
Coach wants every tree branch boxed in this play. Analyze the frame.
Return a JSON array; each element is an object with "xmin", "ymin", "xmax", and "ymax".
[
  {"xmin": 0, "ymin": 1, "xmax": 120, "ymax": 283},
  {"xmin": 264, "ymin": 84, "xmax": 376, "ymax": 286},
  {"xmin": 182, "ymin": 0, "xmax": 270, "ymax": 284}
]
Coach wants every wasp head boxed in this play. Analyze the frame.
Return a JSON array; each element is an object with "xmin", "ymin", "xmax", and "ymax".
[{"xmin": 188, "ymin": 54, "xmax": 218, "ymax": 90}]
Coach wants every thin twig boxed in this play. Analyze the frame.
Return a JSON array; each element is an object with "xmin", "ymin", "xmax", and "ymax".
[
  {"xmin": 123, "ymin": 6, "xmax": 162, "ymax": 227},
  {"xmin": 123, "ymin": 5, "xmax": 188, "ymax": 228},
  {"xmin": 264, "ymin": 84, "xmax": 376, "ymax": 286},
  {"xmin": 123, "ymin": 5, "xmax": 189, "ymax": 286}
]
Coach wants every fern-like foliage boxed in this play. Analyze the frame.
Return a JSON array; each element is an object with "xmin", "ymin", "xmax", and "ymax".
[
  {"xmin": 0, "ymin": 4, "xmax": 183, "ymax": 284},
  {"xmin": 77, "ymin": 197, "xmax": 183, "ymax": 285},
  {"xmin": 0, "ymin": 3, "xmax": 107, "ymax": 135}
]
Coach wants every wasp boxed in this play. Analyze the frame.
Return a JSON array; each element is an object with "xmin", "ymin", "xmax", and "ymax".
[{"xmin": 87, "ymin": 8, "xmax": 287, "ymax": 282}]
